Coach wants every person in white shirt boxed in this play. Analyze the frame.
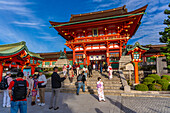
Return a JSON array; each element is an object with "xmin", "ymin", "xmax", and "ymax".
[
  {"xmin": 28, "ymin": 75, "xmax": 34, "ymax": 96},
  {"xmin": 3, "ymin": 71, "xmax": 13, "ymax": 107},
  {"xmin": 37, "ymin": 70, "xmax": 47, "ymax": 106},
  {"xmin": 83, "ymin": 65, "xmax": 88, "ymax": 79}
]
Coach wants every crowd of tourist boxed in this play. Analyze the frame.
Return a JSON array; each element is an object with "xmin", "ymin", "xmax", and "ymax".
[{"xmin": 1, "ymin": 61, "xmax": 112, "ymax": 113}]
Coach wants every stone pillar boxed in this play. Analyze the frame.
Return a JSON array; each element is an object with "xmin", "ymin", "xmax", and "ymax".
[{"xmin": 0, "ymin": 63, "xmax": 3, "ymax": 82}]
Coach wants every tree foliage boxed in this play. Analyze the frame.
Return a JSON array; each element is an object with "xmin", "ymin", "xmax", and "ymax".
[{"xmin": 159, "ymin": 3, "xmax": 170, "ymax": 69}]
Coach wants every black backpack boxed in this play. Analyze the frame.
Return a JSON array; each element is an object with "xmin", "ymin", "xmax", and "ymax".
[
  {"xmin": 0, "ymin": 76, "xmax": 9, "ymax": 90},
  {"xmin": 77, "ymin": 74, "xmax": 83, "ymax": 81},
  {"xmin": 12, "ymin": 80, "xmax": 27, "ymax": 101}
]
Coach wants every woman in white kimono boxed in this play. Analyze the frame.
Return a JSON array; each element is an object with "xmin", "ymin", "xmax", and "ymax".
[
  {"xmin": 97, "ymin": 77, "xmax": 105, "ymax": 102},
  {"xmin": 107, "ymin": 64, "xmax": 113, "ymax": 79}
]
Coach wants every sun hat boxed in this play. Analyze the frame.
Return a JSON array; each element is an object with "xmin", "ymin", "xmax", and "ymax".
[{"xmin": 6, "ymin": 71, "xmax": 11, "ymax": 75}]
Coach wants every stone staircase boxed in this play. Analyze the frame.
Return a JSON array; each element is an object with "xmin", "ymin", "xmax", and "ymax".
[{"xmin": 46, "ymin": 71, "xmax": 124, "ymax": 95}]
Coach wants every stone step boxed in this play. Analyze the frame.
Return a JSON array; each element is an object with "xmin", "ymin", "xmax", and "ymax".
[
  {"xmin": 61, "ymin": 85, "xmax": 121, "ymax": 90},
  {"xmin": 63, "ymin": 79, "xmax": 121, "ymax": 83},
  {"xmin": 45, "ymin": 87, "xmax": 124, "ymax": 94},
  {"xmin": 63, "ymin": 81, "xmax": 121, "ymax": 84},
  {"xmin": 46, "ymin": 82, "xmax": 122, "ymax": 88},
  {"xmin": 62, "ymin": 83, "xmax": 122, "ymax": 87}
]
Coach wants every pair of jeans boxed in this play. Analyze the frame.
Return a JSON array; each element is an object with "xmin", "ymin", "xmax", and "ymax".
[
  {"xmin": 3, "ymin": 90, "xmax": 10, "ymax": 107},
  {"xmin": 77, "ymin": 82, "xmax": 85, "ymax": 94},
  {"xmin": 100, "ymin": 67, "xmax": 103, "ymax": 73},
  {"xmin": 11, "ymin": 101, "xmax": 27, "ymax": 113}
]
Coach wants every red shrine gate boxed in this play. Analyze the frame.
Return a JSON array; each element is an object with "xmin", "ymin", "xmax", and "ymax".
[{"xmin": 50, "ymin": 5, "xmax": 147, "ymax": 67}]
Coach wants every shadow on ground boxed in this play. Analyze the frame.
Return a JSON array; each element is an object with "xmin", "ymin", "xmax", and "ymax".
[{"xmin": 106, "ymin": 97, "xmax": 136, "ymax": 113}]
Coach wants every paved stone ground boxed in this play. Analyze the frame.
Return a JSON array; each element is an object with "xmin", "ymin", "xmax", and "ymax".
[{"xmin": 0, "ymin": 92, "xmax": 170, "ymax": 113}]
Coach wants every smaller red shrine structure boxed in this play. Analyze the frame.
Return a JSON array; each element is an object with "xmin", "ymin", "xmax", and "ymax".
[
  {"xmin": 49, "ymin": 5, "xmax": 147, "ymax": 67},
  {"xmin": 0, "ymin": 41, "xmax": 43, "ymax": 81},
  {"xmin": 127, "ymin": 42, "xmax": 149, "ymax": 84}
]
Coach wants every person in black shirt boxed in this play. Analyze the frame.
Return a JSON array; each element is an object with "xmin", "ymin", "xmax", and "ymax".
[
  {"xmin": 88, "ymin": 63, "xmax": 93, "ymax": 77},
  {"xmin": 49, "ymin": 67, "xmax": 67, "ymax": 110},
  {"xmin": 76, "ymin": 71, "xmax": 86, "ymax": 95}
]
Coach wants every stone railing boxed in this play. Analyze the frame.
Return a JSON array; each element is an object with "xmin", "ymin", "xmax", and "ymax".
[{"xmin": 118, "ymin": 70, "xmax": 131, "ymax": 92}]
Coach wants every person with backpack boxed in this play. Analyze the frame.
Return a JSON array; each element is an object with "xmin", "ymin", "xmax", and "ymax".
[
  {"xmin": 2, "ymin": 71, "xmax": 13, "ymax": 108},
  {"xmin": 49, "ymin": 67, "xmax": 67, "ymax": 110},
  {"xmin": 8, "ymin": 72, "xmax": 29, "ymax": 113},
  {"xmin": 76, "ymin": 71, "xmax": 86, "ymax": 95},
  {"xmin": 37, "ymin": 70, "xmax": 47, "ymax": 106}
]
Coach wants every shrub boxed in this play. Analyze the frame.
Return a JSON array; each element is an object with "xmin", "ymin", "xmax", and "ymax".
[
  {"xmin": 143, "ymin": 77, "xmax": 155, "ymax": 83},
  {"xmin": 135, "ymin": 84, "xmax": 149, "ymax": 91},
  {"xmin": 45, "ymin": 73, "xmax": 52, "ymax": 79},
  {"xmin": 156, "ymin": 79, "xmax": 169, "ymax": 90},
  {"xmin": 58, "ymin": 67, "xmax": 62, "ymax": 71},
  {"xmin": 143, "ymin": 82, "xmax": 153, "ymax": 86},
  {"xmin": 161, "ymin": 75, "xmax": 170, "ymax": 82},
  {"xmin": 148, "ymin": 74, "xmax": 161, "ymax": 80},
  {"xmin": 148, "ymin": 83, "xmax": 162, "ymax": 91}
]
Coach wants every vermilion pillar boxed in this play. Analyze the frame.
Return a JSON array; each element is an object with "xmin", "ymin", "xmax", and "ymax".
[
  {"xmin": 106, "ymin": 43, "xmax": 109, "ymax": 65},
  {"xmin": 119, "ymin": 42, "xmax": 122, "ymax": 59},
  {"xmin": 83, "ymin": 48, "xmax": 86, "ymax": 66},
  {"xmin": 0, "ymin": 63, "xmax": 3, "ymax": 82},
  {"xmin": 31, "ymin": 65, "xmax": 36, "ymax": 75},
  {"xmin": 73, "ymin": 49, "xmax": 75, "ymax": 64},
  {"xmin": 87, "ymin": 55, "xmax": 90, "ymax": 65},
  {"xmin": 134, "ymin": 62, "xmax": 139, "ymax": 84}
]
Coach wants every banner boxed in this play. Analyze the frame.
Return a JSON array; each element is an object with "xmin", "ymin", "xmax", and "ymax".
[{"xmin": 23, "ymin": 68, "xmax": 31, "ymax": 79}]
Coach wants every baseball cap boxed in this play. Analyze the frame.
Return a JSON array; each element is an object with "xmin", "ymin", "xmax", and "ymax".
[{"xmin": 39, "ymin": 70, "xmax": 43, "ymax": 73}]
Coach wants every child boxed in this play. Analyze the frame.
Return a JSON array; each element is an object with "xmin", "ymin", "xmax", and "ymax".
[
  {"xmin": 31, "ymin": 75, "xmax": 38, "ymax": 106},
  {"xmin": 28, "ymin": 75, "xmax": 34, "ymax": 96},
  {"xmin": 97, "ymin": 77, "xmax": 105, "ymax": 102},
  {"xmin": 69, "ymin": 68, "xmax": 74, "ymax": 84}
]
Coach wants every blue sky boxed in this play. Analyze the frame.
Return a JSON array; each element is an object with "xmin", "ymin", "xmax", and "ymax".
[{"xmin": 0, "ymin": 0, "xmax": 169, "ymax": 53}]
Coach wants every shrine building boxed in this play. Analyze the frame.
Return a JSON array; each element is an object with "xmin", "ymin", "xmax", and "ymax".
[{"xmin": 49, "ymin": 5, "xmax": 148, "ymax": 68}]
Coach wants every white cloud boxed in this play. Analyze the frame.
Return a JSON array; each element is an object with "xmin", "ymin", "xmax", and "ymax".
[
  {"xmin": 0, "ymin": 1, "xmax": 33, "ymax": 5},
  {"xmin": 147, "ymin": 6, "xmax": 158, "ymax": 13},
  {"xmin": 13, "ymin": 21, "xmax": 39, "ymax": 26}
]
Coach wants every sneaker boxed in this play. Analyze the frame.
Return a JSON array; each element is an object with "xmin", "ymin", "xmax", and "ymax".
[
  {"xmin": 3, "ymin": 105, "xmax": 6, "ymax": 108},
  {"xmin": 54, "ymin": 107, "xmax": 59, "ymax": 110},
  {"xmin": 37, "ymin": 99, "xmax": 40, "ymax": 102},
  {"xmin": 41, "ymin": 103, "xmax": 45, "ymax": 106},
  {"xmin": 38, "ymin": 103, "xmax": 42, "ymax": 106},
  {"xmin": 49, "ymin": 107, "xmax": 53, "ymax": 109},
  {"xmin": 6, "ymin": 105, "xmax": 11, "ymax": 108}
]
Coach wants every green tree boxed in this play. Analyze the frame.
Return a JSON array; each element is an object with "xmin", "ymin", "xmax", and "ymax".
[{"xmin": 159, "ymin": 3, "xmax": 170, "ymax": 69}]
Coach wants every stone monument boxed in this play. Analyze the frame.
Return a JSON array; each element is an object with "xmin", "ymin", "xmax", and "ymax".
[{"xmin": 55, "ymin": 49, "xmax": 70, "ymax": 67}]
